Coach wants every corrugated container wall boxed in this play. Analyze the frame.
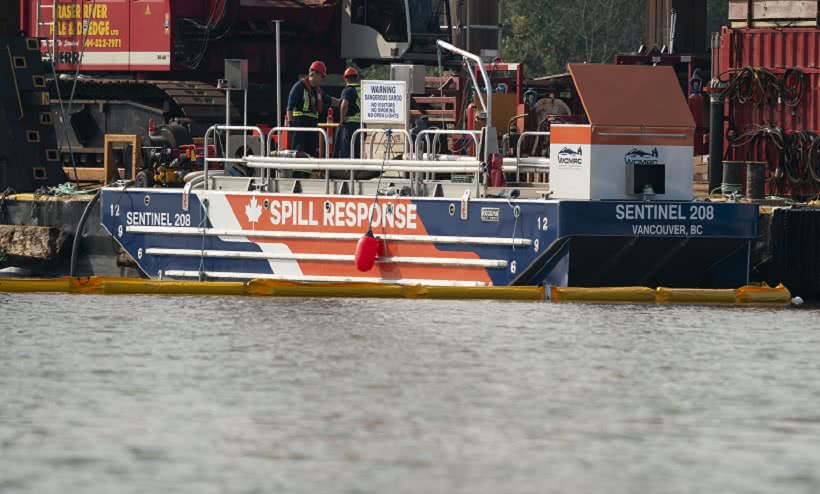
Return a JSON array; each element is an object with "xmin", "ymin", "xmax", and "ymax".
[
  {"xmin": 720, "ymin": 27, "xmax": 820, "ymax": 133},
  {"xmin": 718, "ymin": 27, "xmax": 820, "ymax": 195}
]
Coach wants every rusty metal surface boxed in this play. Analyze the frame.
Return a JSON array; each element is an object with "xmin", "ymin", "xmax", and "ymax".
[
  {"xmin": 718, "ymin": 27, "xmax": 820, "ymax": 196},
  {"xmin": 568, "ymin": 63, "xmax": 694, "ymax": 128},
  {"xmin": 719, "ymin": 29, "xmax": 820, "ymax": 145},
  {"xmin": 0, "ymin": 225, "xmax": 70, "ymax": 262}
]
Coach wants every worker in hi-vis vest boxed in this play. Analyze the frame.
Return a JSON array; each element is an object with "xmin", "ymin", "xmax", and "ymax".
[
  {"xmin": 335, "ymin": 67, "xmax": 362, "ymax": 159},
  {"xmin": 285, "ymin": 60, "xmax": 339, "ymax": 177}
]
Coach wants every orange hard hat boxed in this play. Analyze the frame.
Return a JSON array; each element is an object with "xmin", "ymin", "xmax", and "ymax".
[
  {"xmin": 309, "ymin": 60, "xmax": 327, "ymax": 76},
  {"xmin": 343, "ymin": 67, "xmax": 358, "ymax": 78}
]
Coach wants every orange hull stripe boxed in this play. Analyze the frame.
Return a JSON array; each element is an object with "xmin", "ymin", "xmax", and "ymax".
[{"xmin": 247, "ymin": 239, "xmax": 493, "ymax": 284}]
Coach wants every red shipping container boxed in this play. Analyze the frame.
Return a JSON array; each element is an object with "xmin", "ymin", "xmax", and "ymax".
[{"xmin": 718, "ymin": 27, "xmax": 820, "ymax": 196}]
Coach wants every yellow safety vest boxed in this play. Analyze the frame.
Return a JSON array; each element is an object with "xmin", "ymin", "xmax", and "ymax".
[
  {"xmin": 291, "ymin": 79, "xmax": 321, "ymax": 119},
  {"xmin": 345, "ymin": 83, "xmax": 361, "ymax": 123}
]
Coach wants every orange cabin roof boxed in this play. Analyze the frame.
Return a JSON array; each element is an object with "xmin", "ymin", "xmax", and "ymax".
[{"xmin": 568, "ymin": 63, "xmax": 695, "ymax": 129}]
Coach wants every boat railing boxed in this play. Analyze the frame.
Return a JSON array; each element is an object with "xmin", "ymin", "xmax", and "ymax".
[
  {"xmin": 243, "ymin": 156, "xmax": 483, "ymax": 174},
  {"xmin": 511, "ymin": 131, "xmax": 551, "ymax": 182},
  {"xmin": 265, "ymin": 126, "xmax": 330, "ymax": 158},
  {"xmin": 263, "ymin": 126, "xmax": 331, "ymax": 185},
  {"xmin": 414, "ymin": 129, "xmax": 482, "ymax": 194},
  {"xmin": 414, "ymin": 129, "xmax": 480, "ymax": 160},
  {"xmin": 350, "ymin": 128, "xmax": 413, "ymax": 160},
  {"xmin": 200, "ymin": 123, "xmax": 547, "ymax": 197},
  {"xmin": 203, "ymin": 124, "xmax": 266, "ymax": 190}
]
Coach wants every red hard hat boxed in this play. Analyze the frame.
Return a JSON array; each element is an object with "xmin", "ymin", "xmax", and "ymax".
[
  {"xmin": 309, "ymin": 60, "xmax": 327, "ymax": 76},
  {"xmin": 343, "ymin": 67, "xmax": 358, "ymax": 78}
]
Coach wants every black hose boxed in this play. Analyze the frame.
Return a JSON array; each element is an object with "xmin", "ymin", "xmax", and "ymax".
[
  {"xmin": 720, "ymin": 66, "xmax": 806, "ymax": 109},
  {"xmin": 69, "ymin": 189, "xmax": 101, "ymax": 278}
]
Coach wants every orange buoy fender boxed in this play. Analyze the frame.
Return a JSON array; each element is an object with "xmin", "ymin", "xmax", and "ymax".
[{"xmin": 354, "ymin": 229, "xmax": 379, "ymax": 272}]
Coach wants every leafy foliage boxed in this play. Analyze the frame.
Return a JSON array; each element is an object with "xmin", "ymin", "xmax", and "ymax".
[
  {"xmin": 502, "ymin": 0, "xmax": 644, "ymax": 76},
  {"xmin": 353, "ymin": 0, "xmax": 730, "ymax": 80},
  {"xmin": 502, "ymin": 0, "xmax": 729, "ymax": 77}
]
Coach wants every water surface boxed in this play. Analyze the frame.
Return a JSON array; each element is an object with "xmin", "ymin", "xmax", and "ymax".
[{"xmin": 1, "ymin": 295, "xmax": 819, "ymax": 493}]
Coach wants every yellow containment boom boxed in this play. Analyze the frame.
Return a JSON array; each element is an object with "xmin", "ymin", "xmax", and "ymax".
[
  {"xmin": 0, "ymin": 277, "xmax": 794, "ymax": 305},
  {"xmin": 548, "ymin": 284, "xmax": 792, "ymax": 305},
  {"xmin": 0, "ymin": 276, "xmax": 545, "ymax": 301}
]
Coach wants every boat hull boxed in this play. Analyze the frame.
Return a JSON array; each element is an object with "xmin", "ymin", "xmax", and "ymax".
[{"xmin": 100, "ymin": 188, "xmax": 759, "ymax": 288}]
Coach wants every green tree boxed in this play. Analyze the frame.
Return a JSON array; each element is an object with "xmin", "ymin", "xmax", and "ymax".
[
  {"xmin": 503, "ymin": 0, "xmax": 645, "ymax": 77},
  {"xmin": 502, "ymin": 0, "xmax": 561, "ymax": 75},
  {"xmin": 707, "ymin": 0, "xmax": 728, "ymax": 38}
]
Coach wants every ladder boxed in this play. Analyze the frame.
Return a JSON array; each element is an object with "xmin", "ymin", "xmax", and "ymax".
[{"xmin": 34, "ymin": 0, "xmax": 58, "ymax": 64}]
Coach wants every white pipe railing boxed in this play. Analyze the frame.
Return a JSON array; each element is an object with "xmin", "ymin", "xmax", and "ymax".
[
  {"xmin": 350, "ymin": 128, "xmax": 413, "ymax": 159},
  {"xmin": 244, "ymin": 155, "xmax": 482, "ymax": 175},
  {"xmin": 266, "ymin": 126, "xmax": 330, "ymax": 157},
  {"xmin": 414, "ymin": 129, "xmax": 482, "ymax": 194},
  {"xmin": 414, "ymin": 129, "xmax": 480, "ymax": 159},
  {"xmin": 203, "ymin": 125, "xmax": 265, "ymax": 191},
  {"xmin": 265, "ymin": 126, "xmax": 332, "ymax": 190},
  {"xmin": 515, "ymin": 131, "xmax": 551, "ymax": 182},
  {"xmin": 436, "ymin": 40, "xmax": 492, "ymax": 127}
]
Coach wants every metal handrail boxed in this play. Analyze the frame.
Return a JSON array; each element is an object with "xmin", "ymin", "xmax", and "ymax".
[
  {"xmin": 414, "ymin": 129, "xmax": 482, "ymax": 195},
  {"xmin": 515, "ymin": 131, "xmax": 551, "ymax": 182},
  {"xmin": 266, "ymin": 126, "xmax": 330, "ymax": 157},
  {"xmin": 435, "ymin": 41, "xmax": 498, "ymax": 157},
  {"xmin": 350, "ymin": 128, "xmax": 412, "ymax": 159},
  {"xmin": 437, "ymin": 40, "xmax": 491, "ymax": 120},
  {"xmin": 414, "ymin": 129, "xmax": 480, "ymax": 159},
  {"xmin": 203, "ymin": 125, "xmax": 265, "ymax": 191},
  {"xmin": 265, "ymin": 126, "xmax": 332, "ymax": 192},
  {"xmin": 244, "ymin": 156, "xmax": 483, "ymax": 180},
  {"xmin": 243, "ymin": 155, "xmax": 482, "ymax": 175}
]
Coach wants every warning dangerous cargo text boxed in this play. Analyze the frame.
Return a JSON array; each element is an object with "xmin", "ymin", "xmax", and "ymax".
[{"xmin": 361, "ymin": 81, "xmax": 406, "ymax": 124}]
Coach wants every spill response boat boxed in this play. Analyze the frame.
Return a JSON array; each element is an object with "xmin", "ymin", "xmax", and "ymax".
[{"xmin": 100, "ymin": 42, "xmax": 758, "ymax": 288}]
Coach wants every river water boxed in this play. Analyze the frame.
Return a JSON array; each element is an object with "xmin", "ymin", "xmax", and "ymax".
[{"xmin": 1, "ymin": 294, "xmax": 819, "ymax": 494}]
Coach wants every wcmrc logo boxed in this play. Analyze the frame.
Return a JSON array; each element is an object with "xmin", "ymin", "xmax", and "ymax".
[
  {"xmin": 624, "ymin": 148, "xmax": 660, "ymax": 165},
  {"xmin": 556, "ymin": 146, "xmax": 583, "ymax": 166}
]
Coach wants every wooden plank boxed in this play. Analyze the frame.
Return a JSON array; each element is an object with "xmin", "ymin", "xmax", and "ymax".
[
  {"xmin": 730, "ymin": 19, "xmax": 818, "ymax": 27},
  {"xmin": 412, "ymin": 97, "xmax": 457, "ymax": 105},
  {"xmin": 63, "ymin": 167, "xmax": 106, "ymax": 182},
  {"xmin": 729, "ymin": 0, "xmax": 816, "ymax": 21},
  {"xmin": 103, "ymin": 134, "xmax": 141, "ymax": 184},
  {"xmin": 64, "ymin": 166, "xmax": 130, "ymax": 183},
  {"xmin": 693, "ymin": 185, "xmax": 712, "ymax": 196}
]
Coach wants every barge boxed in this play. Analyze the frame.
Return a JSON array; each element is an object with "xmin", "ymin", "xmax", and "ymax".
[{"xmin": 99, "ymin": 43, "xmax": 759, "ymax": 289}]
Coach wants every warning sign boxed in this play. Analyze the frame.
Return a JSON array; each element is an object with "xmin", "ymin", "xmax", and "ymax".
[{"xmin": 361, "ymin": 80, "xmax": 407, "ymax": 125}]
